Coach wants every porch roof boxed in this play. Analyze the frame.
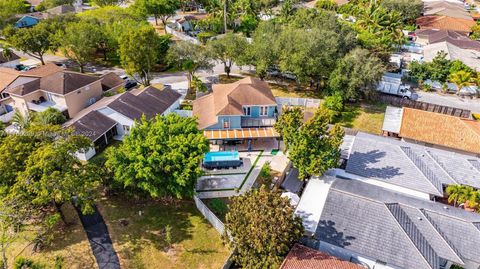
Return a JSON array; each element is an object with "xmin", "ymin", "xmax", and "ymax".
[{"xmin": 203, "ymin": 127, "xmax": 279, "ymax": 140}]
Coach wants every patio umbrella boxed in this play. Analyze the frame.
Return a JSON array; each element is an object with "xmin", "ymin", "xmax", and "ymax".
[{"xmin": 281, "ymin": 192, "xmax": 300, "ymax": 207}]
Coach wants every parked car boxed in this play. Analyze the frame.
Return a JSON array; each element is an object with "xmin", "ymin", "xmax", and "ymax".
[{"xmin": 124, "ymin": 80, "xmax": 138, "ymax": 90}]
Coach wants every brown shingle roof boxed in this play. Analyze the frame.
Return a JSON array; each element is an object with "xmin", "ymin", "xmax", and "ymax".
[
  {"xmin": 193, "ymin": 76, "xmax": 277, "ymax": 129},
  {"xmin": 417, "ymin": 29, "xmax": 480, "ymax": 50},
  {"xmin": 24, "ymin": 63, "xmax": 63, "ymax": 77},
  {"xmin": 100, "ymin": 72, "xmax": 124, "ymax": 91},
  {"xmin": 107, "ymin": 86, "xmax": 180, "ymax": 120},
  {"xmin": 399, "ymin": 108, "xmax": 480, "ymax": 154},
  {"xmin": 424, "ymin": 1, "xmax": 472, "ymax": 20},
  {"xmin": 71, "ymin": 110, "xmax": 117, "ymax": 142},
  {"xmin": 0, "ymin": 51, "xmax": 20, "ymax": 64},
  {"xmin": 416, "ymin": 16, "xmax": 476, "ymax": 33},
  {"xmin": 39, "ymin": 71, "xmax": 99, "ymax": 95},
  {"xmin": 0, "ymin": 68, "xmax": 22, "ymax": 92},
  {"xmin": 280, "ymin": 244, "xmax": 364, "ymax": 269}
]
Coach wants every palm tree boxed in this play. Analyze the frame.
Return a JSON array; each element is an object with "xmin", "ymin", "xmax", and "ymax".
[
  {"xmin": 1, "ymin": 45, "xmax": 13, "ymax": 62},
  {"xmin": 446, "ymin": 185, "xmax": 463, "ymax": 206},
  {"xmin": 12, "ymin": 111, "xmax": 31, "ymax": 131},
  {"xmin": 449, "ymin": 70, "xmax": 472, "ymax": 93}
]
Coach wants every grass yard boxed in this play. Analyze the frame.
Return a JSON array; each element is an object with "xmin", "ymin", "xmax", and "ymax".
[
  {"xmin": 337, "ymin": 102, "xmax": 387, "ymax": 134},
  {"xmin": 5, "ymin": 203, "xmax": 96, "ymax": 269},
  {"xmin": 98, "ymin": 196, "xmax": 230, "ymax": 269}
]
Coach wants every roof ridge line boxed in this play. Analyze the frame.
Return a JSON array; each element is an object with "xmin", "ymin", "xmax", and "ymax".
[
  {"xmin": 425, "ymin": 150, "xmax": 460, "ymax": 185},
  {"xmin": 420, "ymin": 209, "xmax": 465, "ymax": 265},
  {"xmin": 398, "ymin": 146, "xmax": 444, "ymax": 195},
  {"xmin": 385, "ymin": 203, "xmax": 440, "ymax": 269}
]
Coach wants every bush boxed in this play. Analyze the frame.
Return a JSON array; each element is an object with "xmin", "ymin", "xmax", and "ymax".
[
  {"xmin": 422, "ymin": 83, "xmax": 433, "ymax": 92},
  {"xmin": 14, "ymin": 257, "xmax": 44, "ymax": 269},
  {"xmin": 208, "ymin": 198, "xmax": 228, "ymax": 217},
  {"xmin": 321, "ymin": 92, "xmax": 344, "ymax": 121},
  {"xmin": 197, "ymin": 32, "xmax": 216, "ymax": 44}
]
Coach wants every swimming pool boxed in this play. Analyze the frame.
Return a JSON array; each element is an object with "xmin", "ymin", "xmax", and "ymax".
[{"xmin": 203, "ymin": 151, "xmax": 242, "ymax": 169}]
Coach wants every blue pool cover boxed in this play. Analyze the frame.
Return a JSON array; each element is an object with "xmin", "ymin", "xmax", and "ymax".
[{"xmin": 204, "ymin": 151, "xmax": 240, "ymax": 163}]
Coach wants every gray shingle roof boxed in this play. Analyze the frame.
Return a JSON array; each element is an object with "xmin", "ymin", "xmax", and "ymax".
[
  {"xmin": 71, "ymin": 110, "xmax": 117, "ymax": 142},
  {"xmin": 345, "ymin": 133, "xmax": 480, "ymax": 194},
  {"xmin": 313, "ymin": 178, "xmax": 480, "ymax": 269},
  {"xmin": 107, "ymin": 86, "xmax": 181, "ymax": 120}
]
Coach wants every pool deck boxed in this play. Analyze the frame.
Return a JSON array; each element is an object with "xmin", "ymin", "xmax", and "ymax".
[{"xmin": 196, "ymin": 151, "xmax": 274, "ymax": 198}]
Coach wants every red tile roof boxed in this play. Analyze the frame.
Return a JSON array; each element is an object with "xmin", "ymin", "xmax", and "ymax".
[
  {"xmin": 280, "ymin": 244, "xmax": 364, "ymax": 269},
  {"xmin": 416, "ymin": 16, "xmax": 476, "ymax": 33}
]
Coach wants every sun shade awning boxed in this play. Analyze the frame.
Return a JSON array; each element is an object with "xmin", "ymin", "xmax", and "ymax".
[{"xmin": 203, "ymin": 127, "xmax": 280, "ymax": 140}]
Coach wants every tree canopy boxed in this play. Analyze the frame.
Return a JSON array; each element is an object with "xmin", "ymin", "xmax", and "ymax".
[
  {"xmin": 329, "ymin": 48, "xmax": 385, "ymax": 100},
  {"xmin": 106, "ymin": 113, "xmax": 209, "ymax": 199},
  {"xmin": 118, "ymin": 24, "xmax": 170, "ymax": 85},
  {"xmin": 276, "ymin": 107, "xmax": 344, "ymax": 179},
  {"xmin": 224, "ymin": 186, "xmax": 303, "ymax": 269},
  {"xmin": 206, "ymin": 33, "xmax": 248, "ymax": 77},
  {"xmin": 134, "ymin": 0, "xmax": 179, "ymax": 26},
  {"xmin": 0, "ymin": 0, "xmax": 26, "ymax": 28}
]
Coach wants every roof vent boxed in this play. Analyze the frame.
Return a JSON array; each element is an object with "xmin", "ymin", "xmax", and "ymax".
[
  {"xmin": 443, "ymin": 206, "xmax": 448, "ymax": 210},
  {"xmin": 417, "ymin": 217, "xmax": 423, "ymax": 221}
]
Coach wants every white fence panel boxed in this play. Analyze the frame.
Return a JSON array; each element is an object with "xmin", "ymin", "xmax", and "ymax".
[
  {"xmin": 193, "ymin": 195, "xmax": 225, "ymax": 234},
  {"xmin": 165, "ymin": 25, "xmax": 200, "ymax": 45},
  {"xmin": 174, "ymin": 109, "xmax": 193, "ymax": 117},
  {"xmin": 275, "ymin": 97, "xmax": 322, "ymax": 108},
  {"xmin": 0, "ymin": 111, "xmax": 14, "ymax": 123}
]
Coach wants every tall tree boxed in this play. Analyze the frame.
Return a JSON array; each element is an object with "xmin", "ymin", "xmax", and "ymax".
[
  {"xmin": 106, "ymin": 114, "xmax": 209, "ymax": 199},
  {"xmin": 224, "ymin": 186, "xmax": 303, "ymax": 269},
  {"xmin": 329, "ymin": 48, "xmax": 385, "ymax": 101},
  {"xmin": 118, "ymin": 24, "xmax": 168, "ymax": 86},
  {"xmin": 206, "ymin": 33, "xmax": 248, "ymax": 77},
  {"xmin": 167, "ymin": 41, "xmax": 214, "ymax": 89},
  {"xmin": 36, "ymin": 0, "xmax": 75, "ymax": 11},
  {"xmin": 5, "ymin": 22, "xmax": 55, "ymax": 65},
  {"xmin": 248, "ymin": 20, "xmax": 280, "ymax": 79},
  {"xmin": 59, "ymin": 21, "xmax": 102, "ymax": 73},
  {"xmin": 33, "ymin": 107, "xmax": 66, "ymax": 125},
  {"xmin": 134, "ymin": 0, "xmax": 179, "ymax": 26},
  {"xmin": 274, "ymin": 106, "xmax": 303, "ymax": 151},
  {"xmin": 287, "ymin": 107, "xmax": 344, "ymax": 179},
  {"xmin": 15, "ymin": 134, "xmax": 101, "ymax": 220},
  {"xmin": 381, "ymin": 0, "xmax": 422, "ymax": 25}
]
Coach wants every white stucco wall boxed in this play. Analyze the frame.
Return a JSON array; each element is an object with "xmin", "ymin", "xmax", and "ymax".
[{"xmin": 75, "ymin": 147, "xmax": 96, "ymax": 161}]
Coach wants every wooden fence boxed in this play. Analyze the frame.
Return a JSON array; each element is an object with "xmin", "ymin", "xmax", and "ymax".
[{"xmin": 379, "ymin": 94, "xmax": 471, "ymax": 118}]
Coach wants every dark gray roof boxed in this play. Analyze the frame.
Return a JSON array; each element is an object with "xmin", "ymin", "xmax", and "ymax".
[
  {"xmin": 107, "ymin": 86, "xmax": 180, "ymax": 120},
  {"xmin": 314, "ymin": 178, "xmax": 480, "ymax": 269},
  {"xmin": 345, "ymin": 133, "xmax": 480, "ymax": 194},
  {"xmin": 71, "ymin": 110, "xmax": 117, "ymax": 142},
  {"xmin": 281, "ymin": 168, "xmax": 304, "ymax": 194}
]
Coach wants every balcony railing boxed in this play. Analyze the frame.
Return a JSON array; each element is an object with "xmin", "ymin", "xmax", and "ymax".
[{"xmin": 241, "ymin": 117, "xmax": 276, "ymax": 128}]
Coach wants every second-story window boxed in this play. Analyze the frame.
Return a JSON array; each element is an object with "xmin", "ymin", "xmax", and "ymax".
[
  {"xmin": 223, "ymin": 119, "xmax": 230, "ymax": 129},
  {"xmin": 243, "ymin": 107, "xmax": 251, "ymax": 116},
  {"xmin": 260, "ymin": 106, "xmax": 268, "ymax": 116}
]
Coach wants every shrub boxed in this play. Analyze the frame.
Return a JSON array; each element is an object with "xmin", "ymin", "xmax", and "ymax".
[
  {"xmin": 14, "ymin": 257, "xmax": 44, "ymax": 269},
  {"xmin": 197, "ymin": 32, "xmax": 215, "ymax": 44},
  {"xmin": 321, "ymin": 92, "xmax": 344, "ymax": 121},
  {"xmin": 422, "ymin": 83, "xmax": 433, "ymax": 92},
  {"xmin": 208, "ymin": 198, "xmax": 228, "ymax": 217}
]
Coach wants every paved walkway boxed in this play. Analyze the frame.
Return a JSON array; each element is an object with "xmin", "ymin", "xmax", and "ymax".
[{"xmin": 75, "ymin": 204, "xmax": 121, "ymax": 269}]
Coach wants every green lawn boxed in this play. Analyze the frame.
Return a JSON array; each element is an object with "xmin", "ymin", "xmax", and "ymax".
[
  {"xmin": 336, "ymin": 102, "xmax": 387, "ymax": 134},
  {"xmin": 98, "ymin": 197, "xmax": 230, "ymax": 269},
  {"xmin": 5, "ymin": 203, "xmax": 96, "ymax": 269}
]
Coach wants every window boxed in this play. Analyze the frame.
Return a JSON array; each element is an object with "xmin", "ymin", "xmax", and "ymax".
[
  {"xmin": 123, "ymin": 125, "xmax": 130, "ymax": 132},
  {"xmin": 223, "ymin": 120, "xmax": 230, "ymax": 129},
  {"xmin": 243, "ymin": 107, "xmax": 251, "ymax": 116},
  {"xmin": 260, "ymin": 106, "xmax": 268, "ymax": 116}
]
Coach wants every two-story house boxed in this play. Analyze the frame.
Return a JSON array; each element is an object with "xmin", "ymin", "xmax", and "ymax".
[
  {"xmin": 193, "ymin": 76, "xmax": 280, "ymax": 149},
  {"xmin": 5, "ymin": 70, "xmax": 103, "ymax": 119}
]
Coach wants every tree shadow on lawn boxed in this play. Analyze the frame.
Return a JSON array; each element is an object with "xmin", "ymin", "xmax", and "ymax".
[{"xmin": 100, "ymin": 197, "xmax": 200, "ymax": 253}]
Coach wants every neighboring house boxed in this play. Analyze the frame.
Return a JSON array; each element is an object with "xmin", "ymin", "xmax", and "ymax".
[
  {"xmin": 0, "ymin": 64, "xmax": 63, "ymax": 121},
  {"xmin": 0, "ymin": 49, "xmax": 21, "ymax": 68},
  {"xmin": 296, "ymin": 177, "xmax": 480, "ymax": 269},
  {"xmin": 423, "ymin": 1, "xmax": 472, "ymax": 20},
  {"xmin": 45, "ymin": 4, "xmax": 76, "ymax": 16},
  {"xmin": 280, "ymin": 244, "xmax": 364, "ymax": 269},
  {"xmin": 192, "ymin": 76, "xmax": 280, "ymax": 146},
  {"xmin": 341, "ymin": 131, "xmax": 480, "ymax": 200},
  {"xmin": 173, "ymin": 15, "xmax": 197, "ymax": 32},
  {"xmin": 423, "ymin": 41, "xmax": 480, "ymax": 71},
  {"xmin": 415, "ymin": 29, "xmax": 480, "ymax": 51},
  {"xmin": 26, "ymin": 0, "xmax": 44, "ymax": 11},
  {"xmin": 14, "ymin": 15, "xmax": 40, "ymax": 28},
  {"xmin": 65, "ymin": 86, "xmax": 181, "ymax": 160},
  {"xmin": 100, "ymin": 72, "xmax": 124, "ymax": 92},
  {"xmin": 416, "ymin": 16, "xmax": 476, "ymax": 35},
  {"xmin": 5, "ymin": 70, "xmax": 102, "ymax": 118},
  {"xmin": 382, "ymin": 107, "xmax": 480, "ymax": 155}
]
